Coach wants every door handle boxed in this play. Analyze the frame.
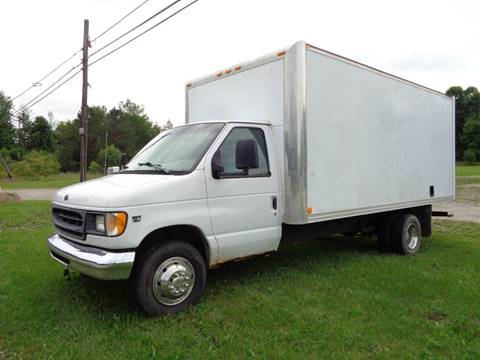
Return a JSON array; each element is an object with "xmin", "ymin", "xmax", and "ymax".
[{"xmin": 271, "ymin": 196, "xmax": 277, "ymax": 210}]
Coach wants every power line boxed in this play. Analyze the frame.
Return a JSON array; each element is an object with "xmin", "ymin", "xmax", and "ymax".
[
  {"xmin": 89, "ymin": 0, "xmax": 182, "ymax": 59},
  {"xmin": 90, "ymin": 0, "xmax": 199, "ymax": 67},
  {"xmin": 11, "ymin": 0, "xmax": 153, "ymax": 102},
  {"xmin": 17, "ymin": 69, "xmax": 82, "ymax": 114},
  {"xmin": 91, "ymin": 0, "xmax": 153, "ymax": 44},
  {"xmin": 11, "ymin": 0, "xmax": 200, "ymax": 115},
  {"xmin": 14, "ymin": 62, "xmax": 83, "ymax": 115},
  {"xmin": 11, "ymin": 49, "xmax": 82, "ymax": 101}
]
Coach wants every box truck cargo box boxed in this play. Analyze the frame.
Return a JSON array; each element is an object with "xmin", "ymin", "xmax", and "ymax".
[{"xmin": 186, "ymin": 41, "xmax": 455, "ymax": 224}]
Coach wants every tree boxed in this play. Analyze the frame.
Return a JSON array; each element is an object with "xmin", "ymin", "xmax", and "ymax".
[
  {"xmin": 106, "ymin": 99, "xmax": 160, "ymax": 157},
  {"xmin": 97, "ymin": 144, "xmax": 122, "ymax": 169},
  {"xmin": 446, "ymin": 86, "xmax": 480, "ymax": 160},
  {"xmin": 54, "ymin": 100, "xmax": 162, "ymax": 172},
  {"xmin": 461, "ymin": 114, "xmax": 480, "ymax": 161},
  {"xmin": 0, "ymin": 91, "xmax": 14, "ymax": 148},
  {"xmin": 27, "ymin": 116, "xmax": 54, "ymax": 152},
  {"xmin": 16, "ymin": 109, "xmax": 32, "ymax": 149},
  {"xmin": 54, "ymin": 119, "xmax": 80, "ymax": 171}
]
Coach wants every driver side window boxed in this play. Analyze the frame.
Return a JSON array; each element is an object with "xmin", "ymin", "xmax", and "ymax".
[{"xmin": 213, "ymin": 127, "xmax": 270, "ymax": 178}]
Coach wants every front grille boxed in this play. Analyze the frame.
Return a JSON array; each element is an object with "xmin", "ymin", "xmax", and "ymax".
[{"xmin": 52, "ymin": 207, "xmax": 87, "ymax": 240}]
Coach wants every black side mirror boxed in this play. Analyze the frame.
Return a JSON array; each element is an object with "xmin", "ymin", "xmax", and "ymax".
[
  {"xmin": 120, "ymin": 153, "xmax": 129, "ymax": 170},
  {"xmin": 236, "ymin": 139, "xmax": 258, "ymax": 172},
  {"xmin": 212, "ymin": 151, "xmax": 224, "ymax": 179}
]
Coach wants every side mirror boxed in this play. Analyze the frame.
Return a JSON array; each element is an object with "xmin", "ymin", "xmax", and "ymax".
[
  {"xmin": 120, "ymin": 153, "xmax": 129, "ymax": 170},
  {"xmin": 212, "ymin": 151, "xmax": 224, "ymax": 179},
  {"xmin": 236, "ymin": 139, "xmax": 258, "ymax": 172}
]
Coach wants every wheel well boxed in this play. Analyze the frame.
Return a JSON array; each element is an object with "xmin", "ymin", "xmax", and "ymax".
[{"xmin": 136, "ymin": 225, "xmax": 210, "ymax": 264}]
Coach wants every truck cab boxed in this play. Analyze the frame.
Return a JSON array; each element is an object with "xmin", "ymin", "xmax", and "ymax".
[{"xmin": 49, "ymin": 120, "xmax": 283, "ymax": 315}]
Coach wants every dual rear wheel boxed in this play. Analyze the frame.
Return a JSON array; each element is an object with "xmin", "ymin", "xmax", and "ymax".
[{"xmin": 378, "ymin": 214, "xmax": 422, "ymax": 255}]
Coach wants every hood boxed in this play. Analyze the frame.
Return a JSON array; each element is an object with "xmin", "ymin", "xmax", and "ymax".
[{"xmin": 53, "ymin": 170, "xmax": 206, "ymax": 209}]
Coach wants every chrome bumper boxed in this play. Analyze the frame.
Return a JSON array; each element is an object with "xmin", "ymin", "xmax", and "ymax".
[{"xmin": 47, "ymin": 234, "xmax": 135, "ymax": 280}]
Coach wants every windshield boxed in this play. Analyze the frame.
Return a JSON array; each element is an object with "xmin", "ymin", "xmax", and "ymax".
[{"xmin": 124, "ymin": 122, "xmax": 225, "ymax": 175}]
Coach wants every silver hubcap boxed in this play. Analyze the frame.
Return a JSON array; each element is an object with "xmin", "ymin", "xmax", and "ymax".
[
  {"xmin": 152, "ymin": 257, "xmax": 195, "ymax": 306},
  {"xmin": 406, "ymin": 223, "xmax": 419, "ymax": 250}
]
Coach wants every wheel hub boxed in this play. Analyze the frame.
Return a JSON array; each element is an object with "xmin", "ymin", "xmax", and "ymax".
[
  {"xmin": 406, "ymin": 223, "xmax": 419, "ymax": 250},
  {"xmin": 153, "ymin": 257, "xmax": 195, "ymax": 306}
]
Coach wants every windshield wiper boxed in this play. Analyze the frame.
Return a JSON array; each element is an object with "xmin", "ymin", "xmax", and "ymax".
[{"xmin": 137, "ymin": 162, "xmax": 170, "ymax": 174}]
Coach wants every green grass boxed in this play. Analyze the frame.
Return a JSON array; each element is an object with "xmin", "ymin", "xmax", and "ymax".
[
  {"xmin": 1, "ymin": 201, "xmax": 480, "ymax": 359},
  {"xmin": 0, "ymin": 173, "xmax": 101, "ymax": 190},
  {"xmin": 456, "ymin": 163, "xmax": 480, "ymax": 177}
]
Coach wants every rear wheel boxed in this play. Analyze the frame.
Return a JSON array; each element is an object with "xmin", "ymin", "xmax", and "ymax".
[
  {"xmin": 390, "ymin": 214, "xmax": 422, "ymax": 255},
  {"xmin": 134, "ymin": 241, "xmax": 206, "ymax": 316}
]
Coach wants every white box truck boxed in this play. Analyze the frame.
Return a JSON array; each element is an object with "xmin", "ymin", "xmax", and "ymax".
[{"xmin": 48, "ymin": 41, "xmax": 455, "ymax": 315}]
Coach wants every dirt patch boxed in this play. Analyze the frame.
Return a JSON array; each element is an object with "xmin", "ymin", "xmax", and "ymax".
[
  {"xmin": 0, "ymin": 191, "xmax": 20, "ymax": 203},
  {"xmin": 433, "ymin": 201, "xmax": 480, "ymax": 224},
  {"xmin": 427, "ymin": 312, "xmax": 448, "ymax": 324},
  {"xmin": 13, "ymin": 189, "xmax": 57, "ymax": 201}
]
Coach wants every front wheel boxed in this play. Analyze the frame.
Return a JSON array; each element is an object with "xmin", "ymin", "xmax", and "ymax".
[{"xmin": 134, "ymin": 241, "xmax": 206, "ymax": 316}]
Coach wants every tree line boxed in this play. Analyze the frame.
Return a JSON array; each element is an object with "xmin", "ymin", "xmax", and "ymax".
[
  {"xmin": 0, "ymin": 90, "xmax": 171, "ymax": 176},
  {"xmin": 446, "ymin": 86, "xmax": 480, "ymax": 162}
]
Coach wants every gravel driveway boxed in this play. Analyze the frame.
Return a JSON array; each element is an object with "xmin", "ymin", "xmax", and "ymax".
[{"xmin": 12, "ymin": 189, "xmax": 58, "ymax": 201}]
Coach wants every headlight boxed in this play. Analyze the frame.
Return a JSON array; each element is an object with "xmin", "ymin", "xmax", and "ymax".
[{"xmin": 88, "ymin": 212, "xmax": 127, "ymax": 237}]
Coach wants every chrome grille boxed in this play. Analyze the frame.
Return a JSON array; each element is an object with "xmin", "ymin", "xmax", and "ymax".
[{"xmin": 52, "ymin": 206, "xmax": 86, "ymax": 240}]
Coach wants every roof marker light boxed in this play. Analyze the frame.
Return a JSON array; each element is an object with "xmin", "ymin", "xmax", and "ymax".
[{"xmin": 277, "ymin": 50, "xmax": 286, "ymax": 57}]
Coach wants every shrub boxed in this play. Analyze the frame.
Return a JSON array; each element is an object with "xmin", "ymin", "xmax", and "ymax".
[
  {"xmin": 88, "ymin": 161, "xmax": 103, "ymax": 174},
  {"xmin": 11, "ymin": 151, "xmax": 60, "ymax": 179},
  {"xmin": 463, "ymin": 149, "xmax": 478, "ymax": 164},
  {"xmin": 97, "ymin": 145, "xmax": 121, "ymax": 168}
]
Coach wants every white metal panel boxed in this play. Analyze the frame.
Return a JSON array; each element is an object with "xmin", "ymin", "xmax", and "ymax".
[
  {"xmin": 203, "ymin": 124, "xmax": 282, "ymax": 262},
  {"xmin": 305, "ymin": 49, "xmax": 454, "ymax": 219},
  {"xmin": 187, "ymin": 60, "xmax": 285, "ymax": 126}
]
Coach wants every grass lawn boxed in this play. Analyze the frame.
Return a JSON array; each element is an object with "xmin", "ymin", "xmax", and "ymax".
[
  {"xmin": 1, "ymin": 201, "xmax": 479, "ymax": 359},
  {"xmin": 456, "ymin": 163, "xmax": 480, "ymax": 177},
  {"xmin": 0, "ymin": 173, "xmax": 101, "ymax": 190}
]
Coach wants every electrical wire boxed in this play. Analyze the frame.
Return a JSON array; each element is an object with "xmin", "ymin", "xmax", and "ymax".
[
  {"xmin": 11, "ymin": 0, "xmax": 200, "ymax": 115},
  {"xmin": 90, "ymin": 0, "xmax": 199, "ymax": 67},
  {"xmin": 89, "ymin": 0, "xmax": 182, "ymax": 59},
  {"xmin": 91, "ymin": 0, "xmax": 153, "ymax": 43},
  {"xmin": 11, "ymin": 0, "xmax": 152, "ymax": 102},
  {"xmin": 11, "ymin": 48, "xmax": 82, "ymax": 101},
  {"xmin": 14, "ymin": 62, "xmax": 83, "ymax": 115}
]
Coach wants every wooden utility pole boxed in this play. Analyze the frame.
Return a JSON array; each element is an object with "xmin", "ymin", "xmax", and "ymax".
[{"xmin": 80, "ymin": 19, "xmax": 90, "ymax": 182}]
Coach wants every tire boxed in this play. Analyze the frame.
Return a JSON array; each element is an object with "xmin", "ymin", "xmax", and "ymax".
[
  {"xmin": 389, "ymin": 214, "xmax": 422, "ymax": 255},
  {"xmin": 376, "ymin": 216, "xmax": 394, "ymax": 252},
  {"xmin": 134, "ymin": 241, "xmax": 206, "ymax": 316}
]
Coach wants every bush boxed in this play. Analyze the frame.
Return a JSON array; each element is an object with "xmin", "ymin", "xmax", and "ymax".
[
  {"xmin": 463, "ymin": 149, "xmax": 478, "ymax": 164},
  {"xmin": 11, "ymin": 151, "xmax": 60, "ymax": 179},
  {"xmin": 88, "ymin": 161, "xmax": 103, "ymax": 174},
  {"xmin": 97, "ymin": 145, "xmax": 121, "ymax": 168}
]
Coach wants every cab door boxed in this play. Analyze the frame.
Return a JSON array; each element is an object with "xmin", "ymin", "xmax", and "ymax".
[{"xmin": 204, "ymin": 124, "xmax": 281, "ymax": 262}]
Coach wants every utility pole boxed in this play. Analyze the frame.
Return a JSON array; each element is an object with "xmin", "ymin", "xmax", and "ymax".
[{"xmin": 80, "ymin": 19, "xmax": 90, "ymax": 182}]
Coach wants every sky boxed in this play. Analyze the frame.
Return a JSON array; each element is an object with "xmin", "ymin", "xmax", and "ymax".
[{"xmin": 1, "ymin": 0, "xmax": 478, "ymax": 127}]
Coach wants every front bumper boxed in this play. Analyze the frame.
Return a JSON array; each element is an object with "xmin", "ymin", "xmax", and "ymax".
[{"xmin": 47, "ymin": 234, "xmax": 135, "ymax": 280}]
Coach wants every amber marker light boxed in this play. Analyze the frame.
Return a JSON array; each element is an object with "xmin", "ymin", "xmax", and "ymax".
[
  {"xmin": 105, "ymin": 212, "xmax": 128, "ymax": 236},
  {"xmin": 307, "ymin": 207, "xmax": 313, "ymax": 215}
]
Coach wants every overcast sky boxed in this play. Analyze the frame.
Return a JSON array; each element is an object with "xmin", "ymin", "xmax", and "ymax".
[{"xmin": 1, "ymin": 0, "xmax": 478, "ymax": 127}]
